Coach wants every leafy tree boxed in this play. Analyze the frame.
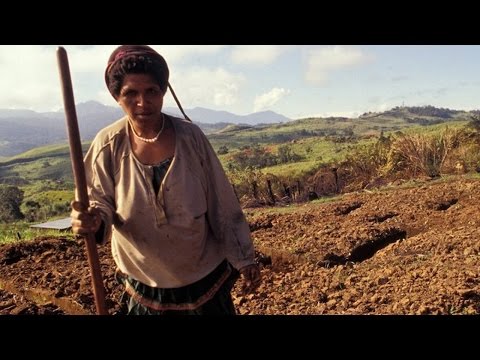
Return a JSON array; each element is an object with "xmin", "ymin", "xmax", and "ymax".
[
  {"xmin": 0, "ymin": 185, "xmax": 24, "ymax": 223},
  {"xmin": 217, "ymin": 145, "xmax": 229, "ymax": 155},
  {"xmin": 468, "ymin": 113, "xmax": 480, "ymax": 132},
  {"xmin": 23, "ymin": 200, "xmax": 41, "ymax": 222},
  {"xmin": 277, "ymin": 144, "xmax": 302, "ymax": 164}
]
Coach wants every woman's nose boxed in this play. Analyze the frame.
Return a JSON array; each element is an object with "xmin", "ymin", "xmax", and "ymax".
[{"xmin": 136, "ymin": 94, "xmax": 148, "ymax": 106}]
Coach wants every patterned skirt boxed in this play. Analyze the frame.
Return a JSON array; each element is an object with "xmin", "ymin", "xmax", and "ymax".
[{"xmin": 115, "ymin": 259, "xmax": 239, "ymax": 315}]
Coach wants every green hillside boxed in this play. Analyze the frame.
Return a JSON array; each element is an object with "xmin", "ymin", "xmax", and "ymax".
[
  {"xmin": 0, "ymin": 142, "xmax": 91, "ymax": 185},
  {"xmin": 0, "ymin": 142, "xmax": 91, "ymax": 224},
  {"xmin": 0, "ymin": 106, "xmax": 474, "ymax": 186},
  {"xmin": 0, "ymin": 105, "xmax": 477, "ymax": 232},
  {"xmin": 208, "ymin": 106, "xmax": 472, "ymax": 154}
]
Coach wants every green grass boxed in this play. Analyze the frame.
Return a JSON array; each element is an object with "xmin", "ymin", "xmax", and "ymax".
[
  {"xmin": 212, "ymin": 114, "xmax": 461, "ymax": 179},
  {"xmin": 259, "ymin": 138, "xmax": 363, "ymax": 178},
  {"xmin": 0, "ymin": 142, "xmax": 85, "ymax": 191},
  {"xmin": 209, "ymin": 117, "xmax": 360, "ymax": 151},
  {"xmin": 390, "ymin": 121, "xmax": 469, "ymax": 136},
  {"xmin": 23, "ymin": 188, "xmax": 73, "ymax": 203},
  {"xmin": 260, "ymin": 161, "xmax": 320, "ymax": 179},
  {"xmin": 3, "ymin": 142, "xmax": 89, "ymax": 162},
  {"xmin": 200, "ymin": 118, "xmax": 480, "ymax": 190},
  {"xmin": 0, "ymin": 222, "xmax": 75, "ymax": 245},
  {"xmin": 1, "ymin": 156, "xmax": 74, "ymax": 182},
  {"xmin": 218, "ymin": 135, "xmax": 376, "ymax": 180}
]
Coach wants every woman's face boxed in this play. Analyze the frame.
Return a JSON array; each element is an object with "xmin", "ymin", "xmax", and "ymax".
[{"xmin": 117, "ymin": 73, "xmax": 164, "ymax": 124}]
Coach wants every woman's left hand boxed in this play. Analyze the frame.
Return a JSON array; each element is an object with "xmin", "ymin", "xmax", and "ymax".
[{"xmin": 239, "ymin": 263, "xmax": 261, "ymax": 295}]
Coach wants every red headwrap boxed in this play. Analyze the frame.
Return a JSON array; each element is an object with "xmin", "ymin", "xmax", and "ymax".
[
  {"xmin": 104, "ymin": 45, "xmax": 169, "ymax": 97},
  {"xmin": 104, "ymin": 45, "xmax": 191, "ymax": 122}
]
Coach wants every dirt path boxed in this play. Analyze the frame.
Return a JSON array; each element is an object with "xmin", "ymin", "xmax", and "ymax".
[{"xmin": 1, "ymin": 175, "xmax": 480, "ymax": 315}]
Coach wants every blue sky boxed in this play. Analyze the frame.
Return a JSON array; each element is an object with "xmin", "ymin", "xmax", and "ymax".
[{"xmin": 1, "ymin": 45, "xmax": 480, "ymax": 120}]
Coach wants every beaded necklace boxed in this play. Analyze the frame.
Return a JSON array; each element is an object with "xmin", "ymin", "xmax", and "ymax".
[{"xmin": 129, "ymin": 114, "xmax": 165, "ymax": 143}]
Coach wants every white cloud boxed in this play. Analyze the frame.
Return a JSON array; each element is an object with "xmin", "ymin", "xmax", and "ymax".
[
  {"xmin": 165, "ymin": 66, "xmax": 246, "ymax": 108},
  {"xmin": 372, "ymin": 103, "xmax": 394, "ymax": 113},
  {"xmin": 96, "ymin": 46, "xmax": 229, "ymax": 108},
  {"xmin": 151, "ymin": 45, "xmax": 226, "ymax": 64},
  {"xmin": 254, "ymin": 87, "xmax": 290, "ymax": 112},
  {"xmin": 0, "ymin": 45, "xmax": 119, "ymax": 111},
  {"xmin": 305, "ymin": 46, "xmax": 371, "ymax": 85},
  {"xmin": 0, "ymin": 45, "xmax": 229, "ymax": 112},
  {"xmin": 66, "ymin": 45, "xmax": 225, "ymax": 71},
  {"xmin": 303, "ymin": 110, "xmax": 361, "ymax": 119},
  {"xmin": 0, "ymin": 45, "xmax": 62, "ymax": 111},
  {"xmin": 66, "ymin": 45, "xmax": 117, "ymax": 72},
  {"xmin": 230, "ymin": 45, "xmax": 290, "ymax": 65}
]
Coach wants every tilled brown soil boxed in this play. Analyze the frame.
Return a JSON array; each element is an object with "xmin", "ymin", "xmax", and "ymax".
[{"xmin": 1, "ymin": 175, "xmax": 480, "ymax": 315}]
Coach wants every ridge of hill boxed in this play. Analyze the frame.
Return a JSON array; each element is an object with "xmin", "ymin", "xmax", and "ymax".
[
  {"xmin": 0, "ymin": 104, "xmax": 474, "ymax": 188},
  {"xmin": 0, "ymin": 101, "xmax": 290, "ymax": 157}
]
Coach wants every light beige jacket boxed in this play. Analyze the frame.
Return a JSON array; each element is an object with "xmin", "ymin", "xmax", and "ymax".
[{"xmin": 84, "ymin": 114, "xmax": 255, "ymax": 288}]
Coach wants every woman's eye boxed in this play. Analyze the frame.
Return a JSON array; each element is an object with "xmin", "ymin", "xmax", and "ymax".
[{"xmin": 121, "ymin": 90, "xmax": 135, "ymax": 97}]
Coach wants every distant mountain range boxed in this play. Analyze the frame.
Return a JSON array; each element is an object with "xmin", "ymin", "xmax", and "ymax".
[
  {"xmin": 2, "ymin": 102, "xmax": 475, "ymax": 159},
  {"xmin": 0, "ymin": 101, "xmax": 291, "ymax": 157},
  {"xmin": 163, "ymin": 106, "xmax": 290, "ymax": 125}
]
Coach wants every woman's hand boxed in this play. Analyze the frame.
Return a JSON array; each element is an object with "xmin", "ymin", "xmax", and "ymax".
[
  {"xmin": 70, "ymin": 200, "xmax": 102, "ymax": 235},
  {"xmin": 239, "ymin": 263, "xmax": 261, "ymax": 295}
]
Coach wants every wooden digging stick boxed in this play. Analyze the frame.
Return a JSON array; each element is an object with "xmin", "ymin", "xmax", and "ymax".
[{"xmin": 56, "ymin": 47, "xmax": 108, "ymax": 315}]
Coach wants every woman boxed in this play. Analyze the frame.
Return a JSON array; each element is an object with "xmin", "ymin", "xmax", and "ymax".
[{"xmin": 70, "ymin": 45, "xmax": 261, "ymax": 315}]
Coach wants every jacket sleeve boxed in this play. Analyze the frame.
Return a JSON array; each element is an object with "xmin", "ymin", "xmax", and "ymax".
[
  {"xmin": 83, "ymin": 136, "xmax": 116, "ymax": 244},
  {"xmin": 194, "ymin": 127, "xmax": 256, "ymax": 270}
]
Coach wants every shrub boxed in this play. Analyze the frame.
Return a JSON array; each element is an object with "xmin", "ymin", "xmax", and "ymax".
[{"xmin": 0, "ymin": 185, "xmax": 24, "ymax": 223}]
